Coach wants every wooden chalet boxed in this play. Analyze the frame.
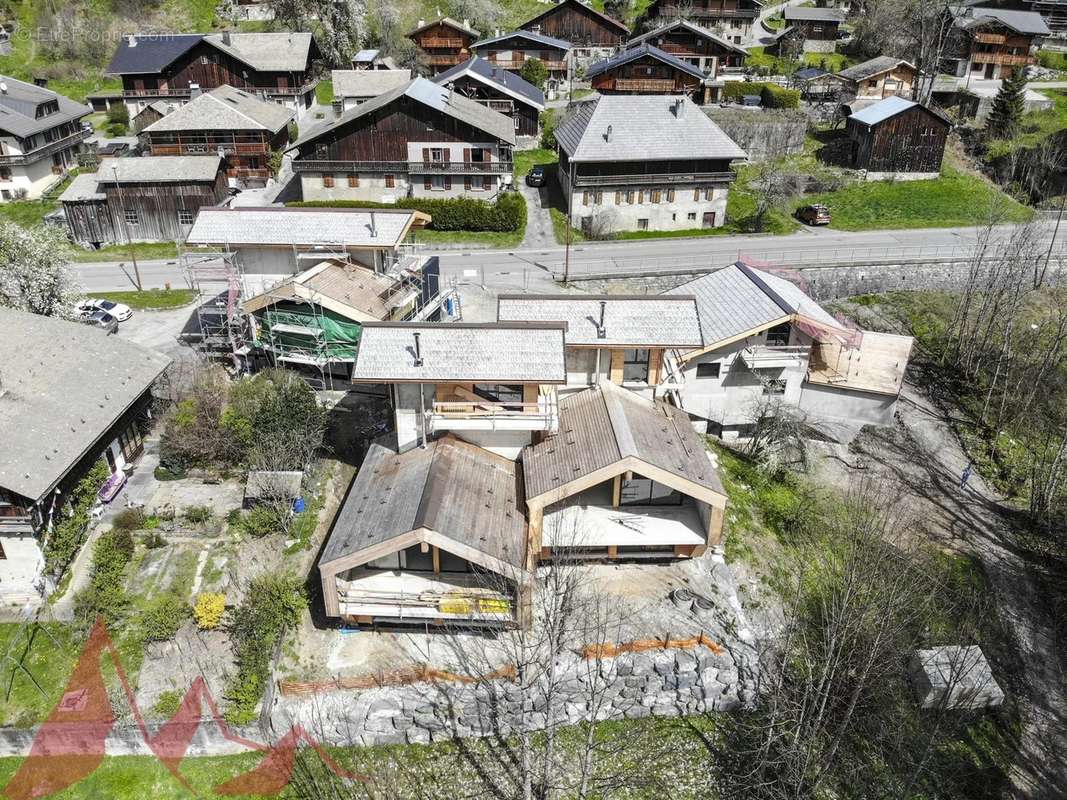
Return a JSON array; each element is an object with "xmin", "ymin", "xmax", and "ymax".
[
  {"xmin": 141, "ymin": 85, "xmax": 293, "ymax": 187},
  {"xmin": 626, "ymin": 19, "xmax": 748, "ymax": 77},
  {"xmin": 782, "ymin": 6, "xmax": 846, "ymax": 52},
  {"xmin": 838, "ymin": 56, "xmax": 917, "ymax": 99},
  {"xmin": 407, "ymin": 17, "xmax": 481, "ymax": 74},
  {"xmin": 434, "ymin": 57, "xmax": 546, "ymax": 137},
  {"xmin": 644, "ymin": 0, "xmax": 762, "ymax": 45},
  {"xmin": 520, "ymin": 0, "xmax": 629, "ymax": 50},
  {"xmin": 946, "ymin": 6, "xmax": 1049, "ymax": 80},
  {"xmin": 59, "ymin": 155, "xmax": 227, "ymax": 246},
  {"xmin": 845, "ymin": 96, "xmax": 951, "ymax": 177},
  {"xmin": 585, "ymin": 44, "xmax": 706, "ymax": 98},
  {"xmin": 471, "ymin": 30, "xmax": 573, "ymax": 80},
  {"xmin": 131, "ymin": 100, "xmax": 173, "ymax": 133},
  {"xmin": 286, "ymin": 77, "xmax": 516, "ymax": 203},
  {"xmin": 105, "ymin": 31, "xmax": 321, "ymax": 115}
]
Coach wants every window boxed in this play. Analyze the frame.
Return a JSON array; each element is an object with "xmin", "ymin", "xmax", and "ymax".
[
  {"xmin": 620, "ymin": 477, "xmax": 683, "ymax": 506},
  {"xmin": 482, "ymin": 175, "xmax": 492, "ymax": 190},
  {"xmin": 637, "ymin": 218, "xmax": 648, "ymax": 230},
  {"xmin": 0, "ymin": 540, "xmax": 5, "ymax": 559},
  {"xmin": 704, "ymin": 188, "xmax": 714, "ymax": 201},
  {"xmin": 1, "ymin": 190, "xmax": 10, "ymax": 201},
  {"xmin": 696, "ymin": 362, "xmax": 721, "ymax": 379},
  {"xmin": 667, "ymin": 188, "xmax": 675, "ymax": 203},
  {"xmin": 623, "ymin": 348, "xmax": 650, "ymax": 383},
  {"xmin": 651, "ymin": 189, "xmax": 661, "ymax": 204},
  {"xmin": 322, "ymin": 173, "xmax": 334, "ymax": 188},
  {"xmin": 0, "ymin": 168, "xmax": 10, "ymax": 182},
  {"xmin": 177, "ymin": 209, "xmax": 194, "ymax": 226},
  {"xmin": 385, "ymin": 174, "xmax": 395, "ymax": 188},
  {"xmin": 594, "ymin": 190, "xmax": 603, "ymax": 205},
  {"xmin": 583, "ymin": 190, "xmax": 591, "ymax": 205},
  {"xmin": 765, "ymin": 322, "xmax": 791, "ymax": 346},
  {"xmin": 469, "ymin": 147, "xmax": 486, "ymax": 162},
  {"xmin": 693, "ymin": 188, "xmax": 700, "ymax": 201},
  {"xmin": 626, "ymin": 190, "xmax": 635, "ymax": 204},
  {"xmin": 347, "ymin": 173, "xmax": 359, "ymax": 187},
  {"xmin": 430, "ymin": 147, "xmax": 445, "ymax": 162},
  {"xmin": 473, "ymin": 383, "xmax": 524, "ymax": 408},
  {"xmin": 687, "ymin": 212, "xmax": 697, "ymax": 221},
  {"xmin": 431, "ymin": 174, "xmax": 447, "ymax": 190},
  {"xmin": 763, "ymin": 378, "xmax": 787, "ymax": 396},
  {"xmin": 124, "ymin": 209, "xmax": 139, "ymax": 225}
]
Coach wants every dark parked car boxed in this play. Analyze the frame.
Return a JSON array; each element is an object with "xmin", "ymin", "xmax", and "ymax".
[
  {"xmin": 796, "ymin": 204, "xmax": 831, "ymax": 226},
  {"xmin": 81, "ymin": 309, "xmax": 119, "ymax": 335},
  {"xmin": 525, "ymin": 165, "xmax": 546, "ymax": 187}
]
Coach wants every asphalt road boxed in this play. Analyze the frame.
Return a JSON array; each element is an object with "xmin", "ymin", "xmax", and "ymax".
[{"xmin": 72, "ymin": 220, "xmax": 1063, "ymax": 294}]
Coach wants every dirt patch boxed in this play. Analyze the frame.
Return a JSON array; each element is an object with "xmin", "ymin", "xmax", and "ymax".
[{"xmin": 134, "ymin": 624, "xmax": 234, "ymax": 717}]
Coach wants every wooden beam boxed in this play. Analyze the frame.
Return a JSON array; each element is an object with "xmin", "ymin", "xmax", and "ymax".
[
  {"xmin": 648, "ymin": 348, "xmax": 664, "ymax": 385},
  {"xmin": 678, "ymin": 314, "xmax": 793, "ymax": 362},
  {"xmin": 607, "ymin": 545, "xmax": 618, "ymax": 559},
  {"xmin": 708, "ymin": 503, "xmax": 725, "ymax": 547},
  {"xmin": 432, "ymin": 545, "xmax": 440, "ymax": 573},
  {"xmin": 609, "ymin": 349, "xmax": 624, "ymax": 384},
  {"xmin": 612, "ymin": 474, "xmax": 622, "ymax": 507}
]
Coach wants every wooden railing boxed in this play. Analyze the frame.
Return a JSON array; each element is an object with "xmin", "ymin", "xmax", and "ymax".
[
  {"xmin": 572, "ymin": 170, "xmax": 735, "ymax": 187},
  {"xmin": 487, "ymin": 58, "xmax": 568, "ymax": 71},
  {"xmin": 655, "ymin": 5, "xmax": 757, "ymax": 18},
  {"xmin": 123, "ymin": 81, "xmax": 315, "ymax": 98},
  {"xmin": 0, "ymin": 128, "xmax": 91, "ymax": 166},
  {"xmin": 149, "ymin": 141, "xmax": 269, "ymax": 156},
  {"xmin": 610, "ymin": 78, "xmax": 680, "ymax": 92},
  {"xmin": 424, "ymin": 53, "xmax": 467, "ymax": 66},
  {"xmin": 418, "ymin": 37, "xmax": 467, "ymax": 48},
  {"xmin": 292, "ymin": 159, "xmax": 512, "ymax": 174},
  {"xmin": 973, "ymin": 32, "xmax": 1007, "ymax": 45},
  {"xmin": 432, "ymin": 400, "xmax": 544, "ymax": 417},
  {"xmin": 973, "ymin": 52, "xmax": 1034, "ymax": 66}
]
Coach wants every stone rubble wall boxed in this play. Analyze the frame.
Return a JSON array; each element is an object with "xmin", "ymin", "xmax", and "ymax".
[{"xmin": 270, "ymin": 645, "xmax": 754, "ymax": 747}]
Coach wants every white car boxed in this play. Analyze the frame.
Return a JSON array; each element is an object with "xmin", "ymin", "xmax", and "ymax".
[{"xmin": 77, "ymin": 297, "xmax": 133, "ymax": 322}]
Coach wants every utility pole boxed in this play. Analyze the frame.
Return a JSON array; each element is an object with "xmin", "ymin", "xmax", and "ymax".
[
  {"xmin": 1039, "ymin": 191, "xmax": 1067, "ymax": 288},
  {"xmin": 564, "ymin": 157, "xmax": 575, "ymax": 283},
  {"xmin": 112, "ymin": 164, "xmax": 142, "ymax": 291}
]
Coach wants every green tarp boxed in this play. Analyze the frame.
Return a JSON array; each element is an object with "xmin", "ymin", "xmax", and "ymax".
[{"xmin": 257, "ymin": 307, "xmax": 362, "ymax": 361}]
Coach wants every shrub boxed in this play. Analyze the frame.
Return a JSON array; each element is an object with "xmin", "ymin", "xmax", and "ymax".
[
  {"xmin": 154, "ymin": 466, "xmax": 186, "ymax": 481},
  {"xmin": 44, "ymin": 459, "xmax": 110, "ymax": 576},
  {"xmin": 72, "ymin": 528, "xmax": 135, "ymax": 627},
  {"xmin": 143, "ymin": 531, "xmax": 167, "ymax": 549},
  {"xmin": 184, "ymin": 505, "xmax": 212, "ymax": 524},
  {"xmin": 226, "ymin": 508, "xmax": 244, "ymax": 527},
  {"xmin": 724, "ymin": 81, "xmax": 768, "ymax": 101},
  {"xmin": 194, "ymin": 592, "xmax": 226, "ymax": 630},
  {"xmin": 241, "ymin": 505, "xmax": 285, "ymax": 538},
  {"xmin": 105, "ymin": 122, "xmax": 127, "ymax": 137},
  {"xmin": 153, "ymin": 690, "xmax": 182, "ymax": 719},
  {"xmin": 539, "ymin": 109, "xmax": 558, "ymax": 150},
  {"xmin": 289, "ymin": 193, "xmax": 526, "ymax": 233},
  {"xmin": 106, "ymin": 103, "xmax": 129, "ymax": 126},
  {"xmin": 520, "ymin": 58, "xmax": 548, "ymax": 90},
  {"xmin": 139, "ymin": 594, "xmax": 189, "ymax": 642},
  {"xmin": 760, "ymin": 84, "xmax": 800, "ymax": 110},
  {"xmin": 112, "ymin": 508, "xmax": 146, "ymax": 532}
]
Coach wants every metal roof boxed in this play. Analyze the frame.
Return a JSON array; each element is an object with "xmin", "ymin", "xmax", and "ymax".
[
  {"xmin": 627, "ymin": 18, "xmax": 749, "ymax": 56},
  {"xmin": 94, "ymin": 155, "xmax": 222, "ymax": 183},
  {"xmin": 433, "ymin": 56, "xmax": 545, "ymax": 109},
  {"xmin": 784, "ymin": 6, "xmax": 846, "ymax": 22},
  {"xmin": 320, "ymin": 435, "xmax": 527, "ymax": 572},
  {"xmin": 838, "ymin": 56, "xmax": 915, "ymax": 82},
  {"xmin": 522, "ymin": 381, "xmax": 725, "ymax": 501},
  {"xmin": 847, "ymin": 95, "xmax": 951, "ymax": 127},
  {"xmin": 496, "ymin": 294, "xmax": 703, "ymax": 347},
  {"xmin": 331, "ymin": 69, "xmax": 412, "ymax": 99},
  {"xmin": 0, "ymin": 75, "xmax": 91, "ymax": 138},
  {"xmin": 105, "ymin": 34, "xmax": 203, "ymax": 74},
  {"xmin": 521, "ymin": 0, "xmax": 629, "ymax": 36},
  {"xmin": 407, "ymin": 17, "xmax": 481, "ymax": 37},
  {"xmin": 585, "ymin": 43, "xmax": 705, "ymax": 81},
  {"xmin": 142, "ymin": 85, "xmax": 294, "ymax": 133},
  {"xmin": 554, "ymin": 94, "xmax": 746, "ymax": 163},
  {"xmin": 0, "ymin": 307, "xmax": 171, "ymax": 501},
  {"xmin": 351, "ymin": 322, "xmax": 568, "ymax": 383},
  {"xmin": 186, "ymin": 206, "xmax": 421, "ymax": 248},
  {"xmin": 955, "ymin": 6, "xmax": 1051, "ymax": 35},
  {"xmin": 288, "ymin": 76, "xmax": 516, "ymax": 151},
  {"xmin": 472, "ymin": 29, "xmax": 572, "ymax": 50},
  {"xmin": 353, "ymin": 49, "xmax": 380, "ymax": 62},
  {"xmin": 664, "ymin": 261, "xmax": 843, "ymax": 347}
]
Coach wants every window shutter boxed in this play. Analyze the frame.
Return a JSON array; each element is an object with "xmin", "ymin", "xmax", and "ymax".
[
  {"xmin": 615, "ymin": 191, "xmax": 621, "ymax": 204},
  {"xmin": 348, "ymin": 173, "xmax": 359, "ymax": 187},
  {"xmin": 693, "ymin": 188, "xmax": 700, "ymax": 202},
  {"xmin": 483, "ymin": 175, "xmax": 491, "ymax": 190},
  {"xmin": 424, "ymin": 175, "xmax": 432, "ymax": 190},
  {"xmin": 385, "ymin": 174, "xmax": 395, "ymax": 188},
  {"xmin": 444, "ymin": 175, "xmax": 452, "ymax": 190},
  {"xmin": 464, "ymin": 175, "xmax": 471, "ymax": 190},
  {"xmin": 443, "ymin": 149, "xmax": 450, "ymax": 163},
  {"xmin": 422, "ymin": 147, "xmax": 430, "ymax": 163},
  {"xmin": 667, "ymin": 189, "xmax": 675, "ymax": 202},
  {"xmin": 464, "ymin": 147, "xmax": 471, "ymax": 163}
]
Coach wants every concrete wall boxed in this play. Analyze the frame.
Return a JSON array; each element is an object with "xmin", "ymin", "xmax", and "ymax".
[
  {"xmin": 564, "ymin": 347, "xmax": 609, "ymax": 387},
  {"xmin": 567, "ymin": 184, "xmax": 729, "ymax": 233},
  {"xmin": 393, "ymin": 383, "xmax": 435, "ymax": 452},
  {"xmin": 445, "ymin": 428, "xmax": 534, "ymax": 459},
  {"xmin": 798, "ymin": 381, "xmax": 896, "ymax": 430},
  {"xmin": 0, "ymin": 532, "xmax": 44, "ymax": 598},
  {"xmin": 0, "ymin": 157, "xmax": 59, "ymax": 202},
  {"xmin": 300, "ymin": 173, "xmax": 410, "ymax": 203}
]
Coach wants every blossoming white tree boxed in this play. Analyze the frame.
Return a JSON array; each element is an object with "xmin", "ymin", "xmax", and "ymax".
[{"xmin": 0, "ymin": 219, "xmax": 80, "ymax": 319}]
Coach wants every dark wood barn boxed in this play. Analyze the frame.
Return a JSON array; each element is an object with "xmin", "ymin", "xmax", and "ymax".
[
  {"xmin": 587, "ymin": 44, "xmax": 705, "ymax": 96},
  {"xmin": 59, "ymin": 156, "xmax": 228, "ymax": 246},
  {"xmin": 520, "ymin": 0, "xmax": 629, "ymax": 48},
  {"xmin": 644, "ymin": 0, "xmax": 761, "ymax": 44},
  {"xmin": 471, "ymin": 30, "xmax": 572, "ymax": 79},
  {"xmin": 783, "ymin": 7, "xmax": 846, "ymax": 43},
  {"xmin": 407, "ymin": 18, "xmax": 481, "ymax": 74},
  {"xmin": 846, "ymin": 97, "xmax": 951, "ymax": 175}
]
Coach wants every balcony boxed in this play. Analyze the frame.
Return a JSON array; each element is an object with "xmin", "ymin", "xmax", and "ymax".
[
  {"xmin": 0, "ymin": 128, "xmax": 91, "ymax": 166},
  {"xmin": 424, "ymin": 53, "xmax": 467, "ymax": 66},
  {"xmin": 149, "ymin": 140, "xmax": 269, "ymax": 157},
  {"xmin": 656, "ymin": 6, "xmax": 757, "ymax": 19},
  {"xmin": 610, "ymin": 78, "xmax": 679, "ymax": 92},
  {"xmin": 123, "ymin": 82, "xmax": 315, "ymax": 98},
  {"xmin": 572, "ymin": 170, "xmax": 735, "ymax": 187},
  {"xmin": 292, "ymin": 159, "xmax": 512, "ymax": 175},
  {"xmin": 429, "ymin": 396, "xmax": 559, "ymax": 434},
  {"xmin": 487, "ymin": 59, "xmax": 568, "ymax": 71},
  {"xmin": 739, "ymin": 345, "xmax": 809, "ymax": 369},
  {"xmin": 972, "ymin": 32, "xmax": 1007, "ymax": 45},
  {"xmin": 972, "ymin": 52, "xmax": 1034, "ymax": 66},
  {"xmin": 418, "ymin": 37, "xmax": 467, "ymax": 48}
]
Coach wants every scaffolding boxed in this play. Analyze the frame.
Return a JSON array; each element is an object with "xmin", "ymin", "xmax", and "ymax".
[{"xmin": 181, "ymin": 246, "xmax": 245, "ymax": 371}]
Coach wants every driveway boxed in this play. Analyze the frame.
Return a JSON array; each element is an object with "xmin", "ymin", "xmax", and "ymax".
[{"xmin": 518, "ymin": 177, "xmax": 556, "ymax": 251}]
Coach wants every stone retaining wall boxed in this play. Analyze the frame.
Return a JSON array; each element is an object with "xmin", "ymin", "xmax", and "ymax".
[{"xmin": 270, "ymin": 644, "xmax": 753, "ymax": 747}]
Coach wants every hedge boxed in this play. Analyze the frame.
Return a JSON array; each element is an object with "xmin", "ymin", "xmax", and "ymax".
[
  {"xmin": 289, "ymin": 192, "xmax": 526, "ymax": 233},
  {"xmin": 761, "ymin": 84, "xmax": 801, "ymax": 109},
  {"xmin": 723, "ymin": 81, "xmax": 768, "ymax": 101}
]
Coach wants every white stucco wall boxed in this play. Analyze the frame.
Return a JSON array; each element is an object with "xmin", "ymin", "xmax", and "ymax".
[
  {"xmin": 0, "ymin": 156, "xmax": 60, "ymax": 202},
  {"xmin": 798, "ymin": 382, "xmax": 897, "ymax": 434},
  {"xmin": 567, "ymin": 184, "xmax": 730, "ymax": 233},
  {"xmin": 0, "ymin": 532, "xmax": 44, "ymax": 597},
  {"xmin": 447, "ymin": 428, "xmax": 533, "ymax": 460},
  {"xmin": 300, "ymin": 173, "xmax": 410, "ymax": 203}
]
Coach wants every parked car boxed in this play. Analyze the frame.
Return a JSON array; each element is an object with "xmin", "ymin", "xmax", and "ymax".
[
  {"xmin": 78, "ymin": 297, "xmax": 133, "ymax": 322},
  {"xmin": 796, "ymin": 204, "xmax": 831, "ymax": 226},
  {"xmin": 525, "ymin": 166, "xmax": 546, "ymax": 188},
  {"xmin": 81, "ymin": 310, "xmax": 119, "ymax": 335}
]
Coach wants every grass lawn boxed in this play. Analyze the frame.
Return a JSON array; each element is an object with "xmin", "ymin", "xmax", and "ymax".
[
  {"xmin": 412, "ymin": 228, "xmax": 525, "ymax": 249},
  {"xmin": 802, "ymin": 165, "xmax": 1033, "ymax": 230},
  {"xmin": 802, "ymin": 52, "xmax": 854, "ymax": 71},
  {"xmin": 0, "ymin": 200, "xmax": 58, "ymax": 227},
  {"xmin": 986, "ymin": 90, "xmax": 1067, "ymax": 157},
  {"xmin": 87, "ymin": 288, "xmax": 197, "ymax": 310},
  {"xmin": 70, "ymin": 242, "xmax": 180, "ymax": 263},
  {"xmin": 0, "ymin": 623, "xmax": 81, "ymax": 728},
  {"xmin": 513, "ymin": 147, "xmax": 558, "ymax": 179},
  {"xmin": 315, "ymin": 80, "xmax": 334, "ymax": 105}
]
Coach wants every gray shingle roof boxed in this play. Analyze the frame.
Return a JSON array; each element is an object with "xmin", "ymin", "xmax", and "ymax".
[
  {"xmin": 289, "ymin": 76, "xmax": 516, "ymax": 150},
  {"xmin": 664, "ymin": 261, "xmax": 842, "ymax": 347},
  {"xmin": 320, "ymin": 435, "xmax": 527, "ymax": 572},
  {"xmin": 433, "ymin": 56, "xmax": 545, "ymax": 109},
  {"xmin": 522, "ymin": 381, "xmax": 725, "ymax": 500},
  {"xmin": 58, "ymin": 172, "xmax": 107, "ymax": 202},
  {"xmin": 0, "ymin": 75, "xmax": 91, "ymax": 138},
  {"xmin": 838, "ymin": 56, "xmax": 915, "ymax": 83},
  {"xmin": 627, "ymin": 19, "xmax": 748, "ymax": 56},
  {"xmin": 472, "ymin": 29, "xmax": 572, "ymax": 51},
  {"xmin": 143, "ymin": 85, "xmax": 294, "ymax": 133},
  {"xmin": 554, "ymin": 95, "xmax": 746, "ymax": 162},
  {"xmin": 0, "ymin": 307, "xmax": 171, "ymax": 501},
  {"xmin": 331, "ymin": 69, "xmax": 412, "ymax": 99},
  {"xmin": 186, "ymin": 207, "xmax": 421, "ymax": 248},
  {"xmin": 496, "ymin": 294, "xmax": 703, "ymax": 347},
  {"xmin": 95, "ymin": 155, "xmax": 222, "ymax": 183},
  {"xmin": 407, "ymin": 17, "xmax": 481, "ymax": 37},
  {"xmin": 353, "ymin": 49, "xmax": 380, "ymax": 62},
  {"xmin": 106, "ymin": 32, "xmax": 316, "ymax": 75},
  {"xmin": 955, "ymin": 6, "xmax": 1051, "ymax": 35},
  {"xmin": 784, "ymin": 6, "xmax": 846, "ymax": 22},
  {"xmin": 585, "ymin": 43, "xmax": 705, "ymax": 81},
  {"xmin": 351, "ymin": 322, "xmax": 568, "ymax": 383}
]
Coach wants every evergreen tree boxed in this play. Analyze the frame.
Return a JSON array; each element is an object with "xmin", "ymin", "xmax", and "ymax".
[{"xmin": 985, "ymin": 68, "xmax": 1027, "ymax": 140}]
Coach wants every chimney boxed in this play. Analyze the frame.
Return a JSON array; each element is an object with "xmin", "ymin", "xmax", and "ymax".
[
  {"xmin": 369, "ymin": 211, "xmax": 377, "ymax": 238},
  {"xmin": 33, "ymin": 76, "xmax": 48, "ymax": 88},
  {"xmin": 128, "ymin": 34, "xmax": 137, "ymax": 48},
  {"xmin": 597, "ymin": 301, "xmax": 607, "ymax": 339},
  {"xmin": 673, "ymin": 97, "xmax": 686, "ymax": 118},
  {"xmin": 413, "ymin": 332, "xmax": 424, "ymax": 367},
  {"xmin": 417, "ymin": 18, "xmax": 425, "ymax": 28},
  {"xmin": 463, "ymin": 18, "xmax": 470, "ymax": 30},
  {"xmin": 190, "ymin": 83, "xmax": 202, "ymax": 99},
  {"xmin": 604, "ymin": 124, "xmax": 612, "ymax": 142},
  {"xmin": 0, "ymin": 81, "xmax": 7, "ymax": 95},
  {"xmin": 222, "ymin": 29, "xmax": 231, "ymax": 45}
]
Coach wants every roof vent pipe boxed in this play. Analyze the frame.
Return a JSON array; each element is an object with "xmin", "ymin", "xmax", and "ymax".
[
  {"xmin": 369, "ymin": 211, "xmax": 377, "ymax": 238},
  {"xmin": 674, "ymin": 97, "xmax": 686, "ymax": 118},
  {"xmin": 417, "ymin": 18, "xmax": 425, "ymax": 28},
  {"xmin": 463, "ymin": 18, "xmax": 470, "ymax": 30},
  {"xmin": 597, "ymin": 300, "xmax": 607, "ymax": 338},
  {"xmin": 128, "ymin": 35, "xmax": 137, "ymax": 48},
  {"xmin": 413, "ymin": 332, "xmax": 424, "ymax": 367},
  {"xmin": 604, "ymin": 124, "xmax": 612, "ymax": 142},
  {"xmin": 222, "ymin": 29, "xmax": 231, "ymax": 45}
]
